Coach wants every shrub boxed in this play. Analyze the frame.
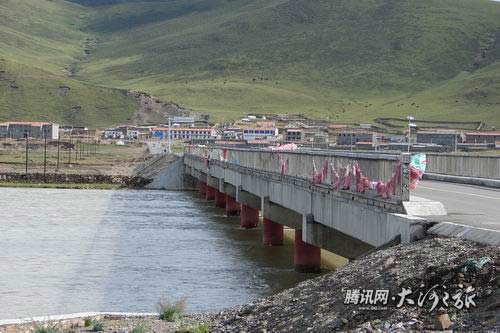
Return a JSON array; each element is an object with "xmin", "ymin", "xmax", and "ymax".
[
  {"xmin": 31, "ymin": 322, "xmax": 61, "ymax": 333},
  {"xmin": 83, "ymin": 317, "xmax": 93, "ymax": 327},
  {"xmin": 157, "ymin": 297, "xmax": 186, "ymax": 322},
  {"xmin": 131, "ymin": 324, "xmax": 146, "ymax": 333},
  {"xmin": 91, "ymin": 320, "xmax": 104, "ymax": 332},
  {"xmin": 175, "ymin": 323, "xmax": 209, "ymax": 333}
]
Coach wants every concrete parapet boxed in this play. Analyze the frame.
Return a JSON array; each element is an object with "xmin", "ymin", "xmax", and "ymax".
[
  {"xmin": 423, "ymin": 173, "xmax": 500, "ymax": 189},
  {"xmin": 426, "ymin": 154, "xmax": 500, "ymax": 180}
]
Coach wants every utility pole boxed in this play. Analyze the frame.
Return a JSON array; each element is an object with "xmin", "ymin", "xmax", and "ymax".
[
  {"xmin": 68, "ymin": 129, "xmax": 72, "ymax": 165},
  {"xmin": 43, "ymin": 131, "xmax": 47, "ymax": 174},
  {"xmin": 168, "ymin": 118, "xmax": 172, "ymax": 153},
  {"xmin": 56, "ymin": 133, "xmax": 60, "ymax": 172},
  {"xmin": 407, "ymin": 115, "xmax": 415, "ymax": 153},
  {"xmin": 25, "ymin": 132, "xmax": 28, "ymax": 174}
]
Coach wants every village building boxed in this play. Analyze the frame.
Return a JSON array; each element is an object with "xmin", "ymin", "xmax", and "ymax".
[
  {"xmin": 237, "ymin": 121, "xmax": 278, "ymax": 141},
  {"xmin": 336, "ymin": 131, "xmax": 377, "ymax": 146},
  {"xmin": 104, "ymin": 128, "xmax": 126, "ymax": 139},
  {"xmin": 465, "ymin": 131, "xmax": 500, "ymax": 144},
  {"xmin": 0, "ymin": 121, "xmax": 59, "ymax": 140},
  {"xmin": 223, "ymin": 128, "xmax": 243, "ymax": 140},
  {"xmin": 152, "ymin": 127, "xmax": 215, "ymax": 140},
  {"xmin": 416, "ymin": 130, "xmax": 464, "ymax": 151},
  {"xmin": 286, "ymin": 128, "xmax": 304, "ymax": 141}
]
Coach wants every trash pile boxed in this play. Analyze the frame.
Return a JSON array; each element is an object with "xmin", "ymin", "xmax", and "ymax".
[{"xmin": 210, "ymin": 237, "xmax": 499, "ymax": 332}]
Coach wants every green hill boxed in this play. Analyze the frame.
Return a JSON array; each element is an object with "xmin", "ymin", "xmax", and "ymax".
[
  {"xmin": 1, "ymin": 0, "xmax": 500, "ymax": 127},
  {"xmin": 0, "ymin": 0, "xmax": 137, "ymax": 127}
]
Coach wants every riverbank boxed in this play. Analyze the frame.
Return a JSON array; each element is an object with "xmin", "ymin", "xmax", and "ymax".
[
  {"xmin": 0, "ymin": 313, "xmax": 215, "ymax": 333},
  {"xmin": 0, "ymin": 182, "xmax": 123, "ymax": 190},
  {"xmin": 1, "ymin": 236, "xmax": 497, "ymax": 332},
  {"xmin": 0, "ymin": 172, "xmax": 150, "ymax": 189}
]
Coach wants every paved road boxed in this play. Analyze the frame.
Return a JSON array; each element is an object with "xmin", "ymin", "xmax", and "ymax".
[{"xmin": 412, "ymin": 180, "xmax": 500, "ymax": 231}]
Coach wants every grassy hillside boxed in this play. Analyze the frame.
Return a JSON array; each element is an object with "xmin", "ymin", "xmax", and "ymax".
[
  {"xmin": 0, "ymin": 59, "xmax": 137, "ymax": 127},
  {"xmin": 0, "ymin": 0, "xmax": 138, "ymax": 127},
  {"xmin": 1, "ymin": 0, "xmax": 500, "ymax": 126},
  {"xmin": 69, "ymin": 0, "xmax": 500, "ymax": 126}
]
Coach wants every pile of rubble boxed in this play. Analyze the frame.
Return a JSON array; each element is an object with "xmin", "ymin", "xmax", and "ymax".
[{"xmin": 210, "ymin": 237, "xmax": 499, "ymax": 332}]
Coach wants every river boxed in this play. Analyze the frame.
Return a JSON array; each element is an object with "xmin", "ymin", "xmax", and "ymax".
[{"xmin": 0, "ymin": 187, "xmax": 318, "ymax": 319}]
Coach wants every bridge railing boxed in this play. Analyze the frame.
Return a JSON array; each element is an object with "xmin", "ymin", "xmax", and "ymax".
[
  {"xmin": 186, "ymin": 147, "xmax": 410, "ymax": 203},
  {"xmin": 426, "ymin": 153, "xmax": 500, "ymax": 180}
]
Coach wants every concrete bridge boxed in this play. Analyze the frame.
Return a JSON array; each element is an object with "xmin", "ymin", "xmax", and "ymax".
[{"xmin": 181, "ymin": 147, "xmax": 445, "ymax": 272}]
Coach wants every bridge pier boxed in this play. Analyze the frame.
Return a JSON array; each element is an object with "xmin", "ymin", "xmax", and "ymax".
[
  {"xmin": 225, "ymin": 195, "xmax": 241, "ymax": 216},
  {"xmin": 294, "ymin": 229, "xmax": 321, "ymax": 273},
  {"xmin": 240, "ymin": 204, "xmax": 259, "ymax": 229},
  {"xmin": 206, "ymin": 185, "xmax": 216, "ymax": 201},
  {"xmin": 199, "ymin": 181, "xmax": 207, "ymax": 196},
  {"xmin": 215, "ymin": 190, "xmax": 226, "ymax": 208},
  {"xmin": 263, "ymin": 218, "xmax": 283, "ymax": 246}
]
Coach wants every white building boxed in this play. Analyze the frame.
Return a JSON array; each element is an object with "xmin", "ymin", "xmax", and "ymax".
[
  {"xmin": 104, "ymin": 128, "xmax": 125, "ymax": 139},
  {"xmin": 241, "ymin": 127, "xmax": 278, "ymax": 141},
  {"xmin": 126, "ymin": 128, "xmax": 140, "ymax": 140},
  {"xmin": 153, "ymin": 127, "xmax": 215, "ymax": 140}
]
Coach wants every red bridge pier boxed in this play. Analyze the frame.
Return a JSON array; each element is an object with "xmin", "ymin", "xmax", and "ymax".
[
  {"xmin": 240, "ymin": 204, "xmax": 259, "ymax": 229},
  {"xmin": 215, "ymin": 190, "xmax": 226, "ymax": 208},
  {"xmin": 294, "ymin": 229, "xmax": 321, "ymax": 273},
  {"xmin": 199, "ymin": 181, "xmax": 207, "ymax": 196},
  {"xmin": 225, "ymin": 195, "xmax": 241, "ymax": 216},
  {"xmin": 205, "ymin": 185, "xmax": 216, "ymax": 201},
  {"xmin": 263, "ymin": 218, "xmax": 284, "ymax": 246}
]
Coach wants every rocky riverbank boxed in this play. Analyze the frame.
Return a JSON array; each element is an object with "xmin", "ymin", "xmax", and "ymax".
[
  {"xmin": 210, "ymin": 237, "xmax": 499, "ymax": 332},
  {"xmin": 1, "ymin": 237, "xmax": 497, "ymax": 332},
  {"xmin": 0, "ymin": 172, "xmax": 151, "ymax": 189}
]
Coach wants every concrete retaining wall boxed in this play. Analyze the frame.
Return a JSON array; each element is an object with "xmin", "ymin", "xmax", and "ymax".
[{"xmin": 145, "ymin": 157, "xmax": 187, "ymax": 190}]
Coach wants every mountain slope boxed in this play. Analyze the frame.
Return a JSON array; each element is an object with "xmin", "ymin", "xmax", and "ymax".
[
  {"xmin": 73, "ymin": 0, "xmax": 500, "ymax": 125},
  {"xmin": 1, "ymin": 0, "xmax": 500, "ymax": 126},
  {"xmin": 0, "ymin": 0, "xmax": 138, "ymax": 127}
]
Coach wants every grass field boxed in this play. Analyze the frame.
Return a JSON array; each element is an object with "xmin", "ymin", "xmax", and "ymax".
[
  {"xmin": 0, "ymin": 140, "xmax": 146, "ymax": 175},
  {"xmin": 0, "ymin": 0, "xmax": 138, "ymax": 127},
  {"xmin": 1, "ymin": 0, "xmax": 500, "ymax": 127}
]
